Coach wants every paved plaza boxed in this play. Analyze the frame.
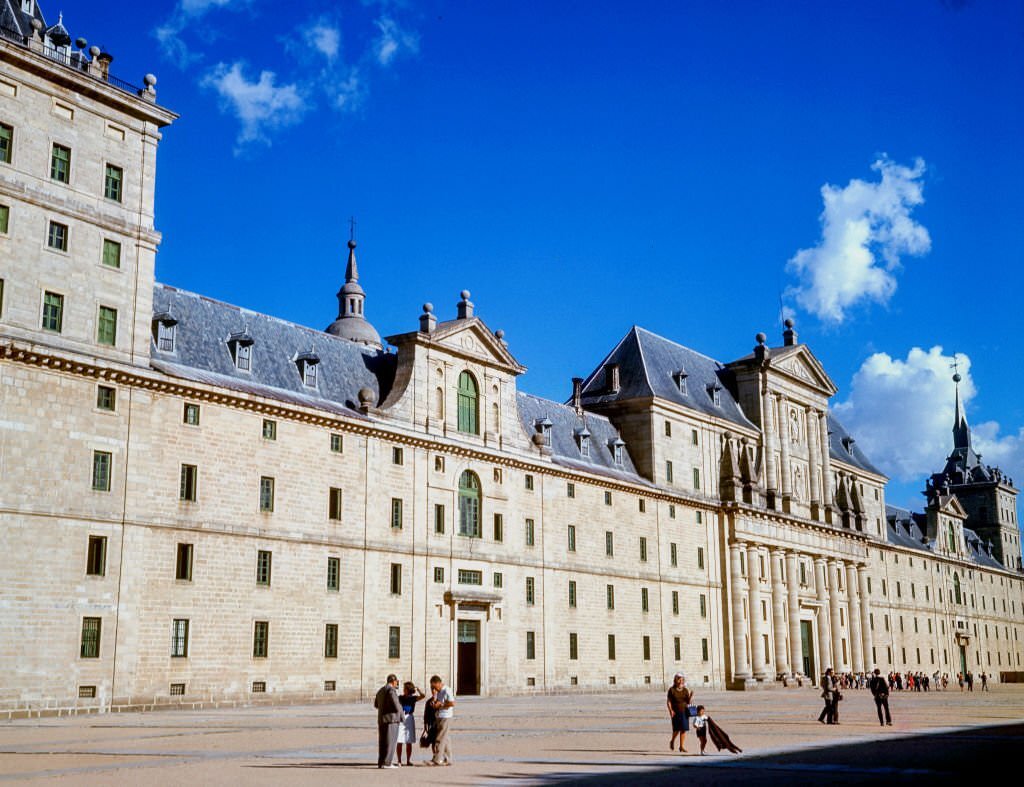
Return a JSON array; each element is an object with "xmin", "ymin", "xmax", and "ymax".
[{"xmin": 1, "ymin": 685, "xmax": 1022, "ymax": 785}]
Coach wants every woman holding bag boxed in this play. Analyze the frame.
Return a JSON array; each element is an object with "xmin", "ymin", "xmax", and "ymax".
[{"xmin": 666, "ymin": 673, "xmax": 693, "ymax": 753}]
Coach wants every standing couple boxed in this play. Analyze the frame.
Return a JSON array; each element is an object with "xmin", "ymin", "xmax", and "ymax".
[{"xmin": 374, "ymin": 674, "xmax": 455, "ymax": 768}]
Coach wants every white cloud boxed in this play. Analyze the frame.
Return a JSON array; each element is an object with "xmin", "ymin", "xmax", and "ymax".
[
  {"xmin": 328, "ymin": 68, "xmax": 365, "ymax": 112},
  {"xmin": 834, "ymin": 347, "xmax": 1024, "ymax": 493},
  {"xmin": 373, "ymin": 16, "xmax": 419, "ymax": 66},
  {"xmin": 201, "ymin": 62, "xmax": 306, "ymax": 149},
  {"xmin": 305, "ymin": 23, "xmax": 341, "ymax": 61},
  {"xmin": 786, "ymin": 157, "xmax": 931, "ymax": 323},
  {"xmin": 155, "ymin": 0, "xmax": 250, "ymax": 62}
]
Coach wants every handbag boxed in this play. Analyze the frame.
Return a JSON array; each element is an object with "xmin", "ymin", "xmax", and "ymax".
[{"xmin": 688, "ymin": 704, "xmax": 698, "ymax": 717}]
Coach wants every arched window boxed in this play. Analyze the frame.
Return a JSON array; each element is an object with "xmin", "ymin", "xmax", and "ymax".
[
  {"xmin": 948, "ymin": 522, "xmax": 956, "ymax": 552},
  {"xmin": 458, "ymin": 470, "xmax": 481, "ymax": 537},
  {"xmin": 457, "ymin": 371, "xmax": 479, "ymax": 434},
  {"xmin": 954, "ymin": 573, "xmax": 962, "ymax": 605}
]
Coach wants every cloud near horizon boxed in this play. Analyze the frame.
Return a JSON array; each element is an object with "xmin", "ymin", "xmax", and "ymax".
[{"xmin": 786, "ymin": 157, "xmax": 931, "ymax": 323}]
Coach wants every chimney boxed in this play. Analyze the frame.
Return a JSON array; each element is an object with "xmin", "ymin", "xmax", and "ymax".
[
  {"xmin": 419, "ymin": 303, "xmax": 436, "ymax": 334},
  {"xmin": 783, "ymin": 317, "xmax": 797, "ymax": 346},
  {"xmin": 456, "ymin": 290, "xmax": 474, "ymax": 320},
  {"xmin": 605, "ymin": 363, "xmax": 620, "ymax": 393},
  {"xmin": 571, "ymin": 377, "xmax": 583, "ymax": 413}
]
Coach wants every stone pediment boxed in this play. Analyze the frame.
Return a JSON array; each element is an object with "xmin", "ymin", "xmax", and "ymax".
[
  {"xmin": 386, "ymin": 317, "xmax": 527, "ymax": 375},
  {"xmin": 770, "ymin": 346, "xmax": 838, "ymax": 396},
  {"xmin": 935, "ymin": 494, "xmax": 969, "ymax": 521}
]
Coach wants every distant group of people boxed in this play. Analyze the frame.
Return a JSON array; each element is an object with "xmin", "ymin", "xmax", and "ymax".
[
  {"xmin": 816, "ymin": 669, "xmax": 992, "ymax": 694},
  {"xmin": 373, "ymin": 674, "xmax": 454, "ymax": 768}
]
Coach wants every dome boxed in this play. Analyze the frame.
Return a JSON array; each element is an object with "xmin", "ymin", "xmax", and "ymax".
[{"xmin": 325, "ymin": 314, "xmax": 382, "ymax": 348}]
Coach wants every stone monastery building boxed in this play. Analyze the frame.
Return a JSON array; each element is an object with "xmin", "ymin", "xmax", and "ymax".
[{"xmin": 1, "ymin": 2, "xmax": 1023, "ymax": 716}]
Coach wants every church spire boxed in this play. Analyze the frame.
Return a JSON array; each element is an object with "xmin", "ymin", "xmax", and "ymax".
[
  {"xmin": 952, "ymin": 362, "xmax": 970, "ymax": 450},
  {"xmin": 344, "ymin": 237, "xmax": 359, "ymax": 283}
]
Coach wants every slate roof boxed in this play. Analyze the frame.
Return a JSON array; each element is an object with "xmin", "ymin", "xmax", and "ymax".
[
  {"xmin": 151, "ymin": 284, "xmax": 395, "ymax": 416},
  {"xmin": 579, "ymin": 326, "xmax": 756, "ymax": 429},
  {"xmin": 0, "ymin": 0, "xmax": 45, "ymax": 38},
  {"xmin": 827, "ymin": 414, "xmax": 884, "ymax": 476},
  {"xmin": 885, "ymin": 504, "xmax": 1004, "ymax": 570},
  {"xmin": 516, "ymin": 392, "xmax": 648, "ymax": 486}
]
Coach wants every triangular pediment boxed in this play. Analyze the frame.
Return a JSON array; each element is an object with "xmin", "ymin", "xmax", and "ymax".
[
  {"xmin": 400, "ymin": 318, "xmax": 527, "ymax": 375},
  {"xmin": 770, "ymin": 346, "xmax": 838, "ymax": 396},
  {"xmin": 937, "ymin": 494, "xmax": 969, "ymax": 521}
]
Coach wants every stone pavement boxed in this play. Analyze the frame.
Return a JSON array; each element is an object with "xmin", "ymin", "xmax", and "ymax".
[{"xmin": 1, "ymin": 685, "xmax": 1022, "ymax": 785}]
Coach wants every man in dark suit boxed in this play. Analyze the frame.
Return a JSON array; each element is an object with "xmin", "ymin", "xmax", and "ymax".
[
  {"xmin": 818, "ymin": 667, "xmax": 837, "ymax": 724},
  {"xmin": 374, "ymin": 674, "xmax": 403, "ymax": 768},
  {"xmin": 869, "ymin": 668, "xmax": 892, "ymax": 726}
]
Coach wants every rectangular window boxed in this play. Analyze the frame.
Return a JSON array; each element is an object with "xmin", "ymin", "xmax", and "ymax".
[
  {"xmin": 674, "ymin": 636, "xmax": 681, "ymax": 661},
  {"xmin": 666, "ymin": 460, "xmax": 674, "ymax": 483},
  {"xmin": 330, "ymin": 433, "xmax": 343, "ymax": 453},
  {"xmin": 567, "ymin": 482, "xmax": 575, "ymax": 498},
  {"xmin": 526, "ymin": 631, "xmax": 536, "ymax": 660},
  {"xmin": 434, "ymin": 503, "xmax": 445, "ymax": 534},
  {"xmin": 256, "ymin": 550, "xmax": 272, "ymax": 586},
  {"xmin": 606, "ymin": 584, "xmax": 615, "ymax": 610},
  {"xmin": 262, "ymin": 419, "xmax": 276, "ymax": 440},
  {"xmin": 156, "ymin": 321, "xmax": 175, "ymax": 352},
  {"xmin": 493, "ymin": 513, "xmax": 503, "ymax": 542},
  {"xmin": 80, "ymin": 617, "xmax": 101, "ymax": 658},
  {"xmin": 170, "ymin": 683, "xmax": 185, "ymax": 696},
  {"xmin": 639, "ymin": 536, "xmax": 648, "ymax": 562},
  {"xmin": 388, "ymin": 626, "xmax": 401, "ymax": 659},
  {"xmin": 0, "ymin": 123, "xmax": 11, "ymax": 163},
  {"xmin": 97, "ymin": 305, "xmax": 117, "ymax": 346},
  {"xmin": 526, "ymin": 576, "xmax": 535, "ymax": 605},
  {"xmin": 525, "ymin": 474, "xmax": 534, "ymax": 490},
  {"xmin": 670, "ymin": 543, "xmax": 678, "ymax": 567},
  {"xmin": 671, "ymin": 590, "xmax": 679, "ymax": 615},
  {"xmin": 665, "ymin": 420, "xmax": 672, "ymax": 437},
  {"xmin": 605, "ymin": 531, "xmax": 614, "ymax": 556},
  {"xmin": 700, "ymin": 593, "xmax": 707, "ymax": 618},
  {"xmin": 692, "ymin": 429, "xmax": 699, "ymax": 446},
  {"xmin": 0, "ymin": 204, "xmax": 8, "ymax": 234},
  {"xmin": 328, "ymin": 487, "xmax": 343, "ymax": 520},
  {"xmin": 102, "ymin": 238, "xmax": 121, "ymax": 268},
  {"xmin": 42, "ymin": 291, "xmax": 63, "ymax": 332},
  {"xmin": 392, "ymin": 446, "xmax": 403, "ymax": 465},
  {"xmin": 702, "ymin": 638, "xmax": 709, "ymax": 661},
  {"xmin": 183, "ymin": 403, "xmax": 200, "ymax": 425},
  {"xmin": 608, "ymin": 634, "xmax": 616, "ymax": 660},
  {"xmin": 96, "ymin": 385, "xmax": 116, "ymax": 411},
  {"xmin": 391, "ymin": 497, "xmax": 403, "ymax": 529},
  {"xmin": 525, "ymin": 518, "xmax": 535, "ymax": 546},
  {"xmin": 327, "ymin": 557, "xmax": 340, "ymax": 590},
  {"xmin": 434, "ymin": 566, "xmax": 444, "ymax": 583},
  {"xmin": 51, "ymin": 143, "xmax": 70, "ymax": 182},
  {"xmin": 259, "ymin": 476, "xmax": 274, "ymax": 512},
  {"xmin": 493, "ymin": 571, "xmax": 503, "ymax": 588},
  {"xmin": 86, "ymin": 535, "xmax": 106, "ymax": 576},
  {"xmin": 569, "ymin": 632, "xmax": 579, "ymax": 660},
  {"xmin": 697, "ymin": 547, "xmax": 705, "ymax": 570},
  {"xmin": 641, "ymin": 587, "xmax": 649, "ymax": 612},
  {"xmin": 693, "ymin": 467, "xmax": 701, "ymax": 489},
  {"xmin": 567, "ymin": 525, "xmax": 576, "ymax": 552},
  {"xmin": 171, "ymin": 619, "xmax": 189, "ymax": 657},
  {"xmin": 324, "ymin": 623, "xmax": 338, "ymax": 658},
  {"xmin": 669, "ymin": 504, "xmax": 676, "ymax": 519},
  {"xmin": 696, "ymin": 510, "xmax": 703, "ymax": 524},
  {"xmin": 390, "ymin": 563, "xmax": 403, "ymax": 594},
  {"xmin": 604, "ymin": 490, "xmax": 612, "ymax": 505},
  {"xmin": 179, "ymin": 464, "xmax": 198, "ymax": 502},
  {"xmin": 176, "ymin": 543, "xmax": 193, "ymax": 581},
  {"xmin": 46, "ymin": 217, "xmax": 67, "ymax": 248},
  {"xmin": 639, "ymin": 498, "xmax": 646, "ymax": 513},
  {"xmin": 458, "ymin": 569, "xmax": 482, "ymax": 585},
  {"xmin": 253, "ymin": 621, "xmax": 269, "ymax": 657},
  {"xmin": 104, "ymin": 164, "xmax": 123, "ymax": 202},
  {"xmin": 643, "ymin": 635, "xmax": 651, "ymax": 661},
  {"xmin": 251, "ymin": 681, "xmax": 266, "ymax": 693},
  {"xmin": 91, "ymin": 450, "xmax": 111, "ymax": 491},
  {"xmin": 568, "ymin": 580, "xmax": 577, "ymax": 608}
]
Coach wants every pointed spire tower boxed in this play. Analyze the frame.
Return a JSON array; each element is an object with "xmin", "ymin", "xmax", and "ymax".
[
  {"xmin": 324, "ymin": 228, "xmax": 383, "ymax": 349},
  {"xmin": 952, "ymin": 369, "xmax": 971, "ymax": 450}
]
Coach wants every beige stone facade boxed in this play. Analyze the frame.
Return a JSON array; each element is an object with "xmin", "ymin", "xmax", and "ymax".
[{"xmin": 1, "ymin": 9, "xmax": 1023, "ymax": 719}]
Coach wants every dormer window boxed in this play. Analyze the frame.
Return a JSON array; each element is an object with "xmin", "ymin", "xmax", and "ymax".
[
  {"xmin": 228, "ymin": 331, "xmax": 254, "ymax": 372},
  {"xmin": 535, "ymin": 417, "xmax": 552, "ymax": 447},
  {"xmin": 609, "ymin": 437, "xmax": 625, "ymax": 467},
  {"xmin": 576, "ymin": 426, "xmax": 591, "ymax": 458},
  {"xmin": 295, "ymin": 351, "xmax": 320, "ymax": 388},
  {"xmin": 22, "ymin": 1, "xmax": 33, "ymax": 14},
  {"xmin": 842, "ymin": 436, "xmax": 856, "ymax": 454},
  {"xmin": 152, "ymin": 312, "xmax": 177, "ymax": 353},
  {"xmin": 674, "ymin": 369, "xmax": 688, "ymax": 395},
  {"xmin": 605, "ymin": 363, "xmax": 620, "ymax": 393},
  {"xmin": 707, "ymin": 382, "xmax": 722, "ymax": 407}
]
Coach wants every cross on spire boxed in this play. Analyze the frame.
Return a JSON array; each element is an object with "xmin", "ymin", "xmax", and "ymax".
[{"xmin": 950, "ymin": 356, "xmax": 961, "ymax": 378}]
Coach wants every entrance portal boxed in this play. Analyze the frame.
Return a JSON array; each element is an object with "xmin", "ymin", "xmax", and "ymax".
[
  {"xmin": 959, "ymin": 644, "xmax": 967, "ymax": 677},
  {"xmin": 457, "ymin": 620, "xmax": 480, "ymax": 696},
  {"xmin": 800, "ymin": 620, "xmax": 815, "ymax": 680}
]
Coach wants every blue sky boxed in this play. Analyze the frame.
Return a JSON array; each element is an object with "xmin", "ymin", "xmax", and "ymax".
[{"xmin": 54, "ymin": 0, "xmax": 1024, "ymax": 511}]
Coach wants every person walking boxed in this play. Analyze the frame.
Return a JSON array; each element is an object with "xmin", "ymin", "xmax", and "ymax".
[
  {"xmin": 966, "ymin": 671, "xmax": 974, "ymax": 692},
  {"xmin": 374, "ymin": 674, "xmax": 403, "ymax": 769},
  {"xmin": 980, "ymin": 672, "xmax": 989, "ymax": 691},
  {"xmin": 428, "ymin": 674, "xmax": 455, "ymax": 766},
  {"xmin": 818, "ymin": 668, "xmax": 837, "ymax": 724},
  {"xmin": 869, "ymin": 668, "xmax": 892, "ymax": 727},
  {"xmin": 666, "ymin": 673, "xmax": 693, "ymax": 753},
  {"xmin": 396, "ymin": 681, "xmax": 426, "ymax": 766},
  {"xmin": 692, "ymin": 705, "xmax": 709, "ymax": 755}
]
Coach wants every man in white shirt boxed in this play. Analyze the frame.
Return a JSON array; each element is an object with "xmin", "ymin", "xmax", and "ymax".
[{"xmin": 428, "ymin": 674, "xmax": 455, "ymax": 766}]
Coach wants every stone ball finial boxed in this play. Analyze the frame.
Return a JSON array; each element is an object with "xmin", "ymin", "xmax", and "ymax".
[
  {"xmin": 75, "ymin": 37, "xmax": 88, "ymax": 49},
  {"xmin": 460, "ymin": 289, "xmax": 471, "ymax": 300},
  {"xmin": 755, "ymin": 332, "xmax": 767, "ymax": 345},
  {"xmin": 495, "ymin": 329, "xmax": 505, "ymax": 339},
  {"xmin": 358, "ymin": 387, "xmax": 375, "ymax": 406},
  {"xmin": 31, "ymin": 18, "xmax": 42, "ymax": 31},
  {"xmin": 422, "ymin": 303, "xmax": 433, "ymax": 314},
  {"xmin": 144, "ymin": 73, "xmax": 157, "ymax": 87},
  {"xmin": 953, "ymin": 372, "xmax": 962, "ymax": 383},
  {"xmin": 89, "ymin": 45, "xmax": 101, "ymax": 57},
  {"xmin": 531, "ymin": 433, "xmax": 545, "ymax": 447},
  {"xmin": 784, "ymin": 317, "xmax": 795, "ymax": 328}
]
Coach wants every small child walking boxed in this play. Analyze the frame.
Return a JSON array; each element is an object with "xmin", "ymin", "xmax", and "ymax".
[{"xmin": 692, "ymin": 705, "xmax": 708, "ymax": 755}]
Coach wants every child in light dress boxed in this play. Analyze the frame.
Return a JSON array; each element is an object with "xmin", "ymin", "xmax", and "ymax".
[{"xmin": 692, "ymin": 705, "xmax": 708, "ymax": 755}]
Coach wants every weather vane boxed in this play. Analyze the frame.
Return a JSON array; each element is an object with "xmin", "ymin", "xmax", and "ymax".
[
  {"xmin": 349, "ymin": 216, "xmax": 357, "ymax": 243},
  {"xmin": 950, "ymin": 355, "xmax": 961, "ymax": 382}
]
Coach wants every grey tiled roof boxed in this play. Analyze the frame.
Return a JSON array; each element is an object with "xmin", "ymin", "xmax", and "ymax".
[
  {"xmin": 579, "ymin": 326, "xmax": 756, "ymax": 430},
  {"xmin": 827, "ymin": 414, "xmax": 884, "ymax": 476},
  {"xmin": 151, "ymin": 284, "xmax": 395, "ymax": 416},
  {"xmin": 885, "ymin": 504, "xmax": 1004, "ymax": 570},
  {"xmin": 516, "ymin": 392, "xmax": 648, "ymax": 485},
  {"xmin": 0, "ymin": 0, "xmax": 46, "ymax": 38}
]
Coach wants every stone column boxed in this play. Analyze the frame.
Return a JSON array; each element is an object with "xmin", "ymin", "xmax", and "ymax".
[
  {"xmin": 814, "ymin": 557, "xmax": 832, "ymax": 676},
  {"xmin": 729, "ymin": 542, "xmax": 751, "ymax": 681},
  {"xmin": 771, "ymin": 548, "xmax": 789, "ymax": 675},
  {"xmin": 846, "ymin": 562, "xmax": 864, "ymax": 674},
  {"xmin": 786, "ymin": 551, "xmax": 802, "ymax": 677},
  {"xmin": 778, "ymin": 395, "xmax": 792, "ymax": 512},
  {"xmin": 819, "ymin": 413, "xmax": 833, "ymax": 523},
  {"xmin": 806, "ymin": 407, "xmax": 822, "ymax": 519},
  {"xmin": 828, "ymin": 560, "xmax": 845, "ymax": 671},
  {"xmin": 747, "ymin": 543, "xmax": 768, "ymax": 679},
  {"xmin": 858, "ymin": 564, "xmax": 874, "ymax": 670},
  {"xmin": 762, "ymin": 387, "xmax": 778, "ymax": 508}
]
